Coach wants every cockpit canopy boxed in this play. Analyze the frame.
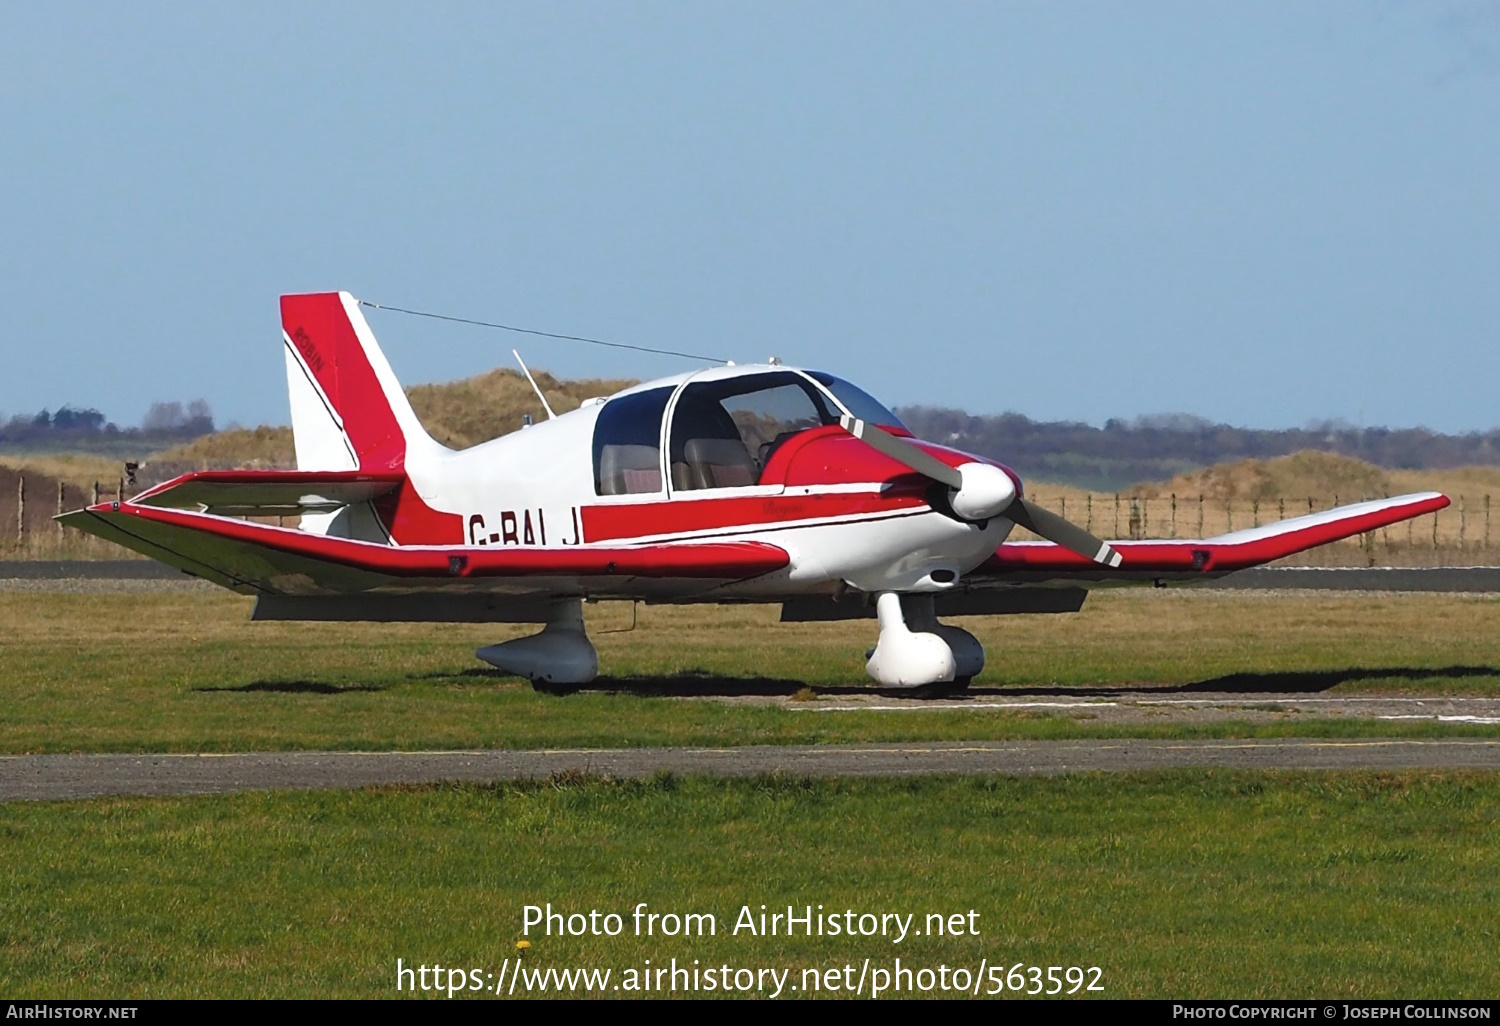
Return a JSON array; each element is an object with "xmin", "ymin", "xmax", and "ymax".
[{"xmin": 592, "ymin": 368, "xmax": 904, "ymax": 496}]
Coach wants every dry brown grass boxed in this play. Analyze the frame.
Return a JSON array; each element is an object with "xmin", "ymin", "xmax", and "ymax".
[
  {"xmin": 1139, "ymin": 451, "xmax": 1392, "ymax": 503},
  {"xmin": 153, "ymin": 425, "xmax": 295, "ymax": 467},
  {"xmin": 405, "ymin": 367, "xmax": 636, "ymax": 449},
  {"xmin": 149, "ymin": 367, "xmax": 637, "ymax": 464}
]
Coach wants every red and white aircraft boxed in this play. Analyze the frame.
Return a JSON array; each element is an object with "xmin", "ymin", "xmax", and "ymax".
[{"xmin": 63, "ymin": 292, "xmax": 1449, "ymax": 688}]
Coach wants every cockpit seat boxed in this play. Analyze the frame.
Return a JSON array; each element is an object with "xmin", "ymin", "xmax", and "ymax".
[
  {"xmin": 679, "ymin": 437, "xmax": 757, "ymax": 489},
  {"xmin": 669, "ymin": 396, "xmax": 759, "ymax": 490},
  {"xmin": 597, "ymin": 443, "xmax": 662, "ymax": 495}
]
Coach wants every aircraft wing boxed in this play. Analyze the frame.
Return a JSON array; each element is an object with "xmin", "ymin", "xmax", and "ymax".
[
  {"xmin": 968, "ymin": 491, "xmax": 1449, "ymax": 587},
  {"xmin": 57, "ymin": 501, "xmax": 790, "ymax": 598},
  {"xmin": 129, "ymin": 470, "xmax": 405, "ymax": 515}
]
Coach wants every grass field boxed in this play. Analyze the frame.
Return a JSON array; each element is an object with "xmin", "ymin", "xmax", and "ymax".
[
  {"xmin": 3, "ymin": 772, "xmax": 1497, "ymax": 998},
  {"xmin": 2, "ymin": 588, "xmax": 1499, "ymax": 753},
  {"xmin": 7, "ymin": 587, "xmax": 1500, "ymax": 1000}
]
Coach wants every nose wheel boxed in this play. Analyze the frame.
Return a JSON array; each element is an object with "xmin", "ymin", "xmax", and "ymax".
[{"xmin": 864, "ymin": 592, "xmax": 985, "ymax": 688}]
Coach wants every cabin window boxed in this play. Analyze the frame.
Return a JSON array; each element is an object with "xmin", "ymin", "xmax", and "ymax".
[
  {"xmin": 593, "ymin": 387, "xmax": 672, "ymax": 495},
  {"xmin": 668, "ymin": 372, "xmax": 837, "ymax": 490}
]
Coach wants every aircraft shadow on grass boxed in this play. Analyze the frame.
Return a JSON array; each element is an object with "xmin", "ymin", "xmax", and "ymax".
[
  {"xmin": 199, "ymin": 665, "xmax": 1500, "ymax": 700},
  {"xmin": 439, "ymin": 667, "xmax": 958, "ymax": 699},
  {"xmin": 454, "ymin": 664, "xmax": 1500, "ymax": 699},
  {"xmin": 936, "ymin": 665, "xmax": 1500, "ymax": 698},
  {"xmin": 1176, "ymin": 665, "xmax": 1500, "ymax": 694},
  {"xmin": 195, "ymin": 681, "xmax": 384, "ymax": 694}
]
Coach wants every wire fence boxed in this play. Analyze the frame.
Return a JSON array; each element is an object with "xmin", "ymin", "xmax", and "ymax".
[
  {"xmin": 0, "ymin": 474, "xmax": 140, "ymax": 560},
  {"xmin": 3, "ymin": 473, "xmax": 1495, "ymax": 567}
]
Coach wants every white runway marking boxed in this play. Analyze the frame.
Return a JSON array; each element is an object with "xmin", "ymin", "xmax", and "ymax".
[{"xmin": 797, "ymin": 701, "xmax": 1119, "ymax": 713}]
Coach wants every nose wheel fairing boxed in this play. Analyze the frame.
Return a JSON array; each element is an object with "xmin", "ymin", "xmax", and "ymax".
[{"xmin": 864, "ymin": 592, "xmax": 986, "ymax": 687}]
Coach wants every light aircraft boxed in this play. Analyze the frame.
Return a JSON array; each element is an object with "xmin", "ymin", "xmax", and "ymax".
[{"xmin": 62, "ymin": 292, "xmax": 1449, "ymax": 688}]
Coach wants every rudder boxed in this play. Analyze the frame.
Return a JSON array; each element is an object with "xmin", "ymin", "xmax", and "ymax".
[{"xmin": 281, "ymin": 292, "xmax": 440, "ymax": 472}]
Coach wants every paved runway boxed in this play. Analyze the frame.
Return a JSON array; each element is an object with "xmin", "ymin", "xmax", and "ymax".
[{"xmin": 6, "ymin": 738, "xmax": 1500, "ymax": 802}]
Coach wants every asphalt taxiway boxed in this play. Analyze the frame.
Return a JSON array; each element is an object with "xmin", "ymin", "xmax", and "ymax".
[{"xmin": 6, "ymin": 738, "xmax": 1500, "ymax": 802}]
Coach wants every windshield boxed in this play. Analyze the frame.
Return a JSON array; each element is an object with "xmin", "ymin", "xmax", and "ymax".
[{"xmin": 807, "ymin": 372, "xmax": 906, "ymax": 430}]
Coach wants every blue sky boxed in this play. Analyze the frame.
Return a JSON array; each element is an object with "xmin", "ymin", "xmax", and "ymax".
[{"xmin": 1, "ymin": 2, "xmax": 1497, "ymax": 432}]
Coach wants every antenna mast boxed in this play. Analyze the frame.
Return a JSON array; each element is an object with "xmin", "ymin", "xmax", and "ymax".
[{"xmin": 512, "ymin": 350, "xmax": 556, "ymax": 421}]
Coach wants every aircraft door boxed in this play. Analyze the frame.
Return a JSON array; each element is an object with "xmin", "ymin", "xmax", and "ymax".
[{"xmin": 666, "ymin": 371, "xmax": 837, "ymax": 492}]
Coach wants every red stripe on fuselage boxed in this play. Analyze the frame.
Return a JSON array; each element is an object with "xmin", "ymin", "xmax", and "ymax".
[{"xmin": 581, "ymin": 485, "xmax": 931, "ymax": 543}]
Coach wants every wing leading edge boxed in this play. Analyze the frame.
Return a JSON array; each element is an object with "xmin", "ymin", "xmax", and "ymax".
[
  {"xmin": 58, "ymin": 501, "xmax": 790, "ymax": 597},
  {"xmin": 971, "ymin": 492, "xmax": 1449, "ymax": 586}
]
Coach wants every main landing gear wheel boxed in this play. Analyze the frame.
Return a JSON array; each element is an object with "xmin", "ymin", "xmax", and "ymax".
[{"xmin": 476, "ymin": 599, "xmax": 598, "ymax": 689}]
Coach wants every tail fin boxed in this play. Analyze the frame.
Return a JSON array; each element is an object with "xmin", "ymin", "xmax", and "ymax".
[{"xmin": 280, "ymin": 292, "xmax": 442, "ymax": 472}]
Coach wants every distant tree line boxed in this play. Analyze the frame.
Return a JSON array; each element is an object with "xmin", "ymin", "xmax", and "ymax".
[
  {"xmin": 895, "ymin": 407, "xmax": 1500, "ymax": 491},
  {"xmin": 0, "ymin": 400, "xmax": 215, "ymax": 445}
]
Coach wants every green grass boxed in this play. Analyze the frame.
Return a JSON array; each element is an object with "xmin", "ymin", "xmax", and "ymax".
[
  {"xmin": 2, "ymin": 590, "xmax": 1500, "ymax": 753},
  {"xmin": 2, "ymin": 772, "xmax": 1497, "ymax": 998}
]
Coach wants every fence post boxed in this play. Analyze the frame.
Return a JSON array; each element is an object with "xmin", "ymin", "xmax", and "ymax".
[
  {"xmin": 1114, "ymin": 494, "xmax": 1120, "ymax": 537},
  {"xmin": 1252, "ymin": 499, "xmax": 1260, "ymax": 528},
  {"xmin": 1141, "ymin": 497, "xmax": 1149, "ymax": 537},
  {"xmin": 1433, "ymin": 509, "xmax": 1440, "ymax": 549},
  {"xmin": 1059, "ymin": 496, "xmax": 1066, "ymax": 521},
  {"xmin": 1225, "ymin": 498, "xmax": 1233, "ymax": 533},
  {"xmin": 56, "ymin": 480, "xmax": 65, "ymax": 538},
  {"xmin": 1197, "ymin": 495, "xmax": 1204, "ymax": 537},
  {"xmin": 1086, "ymin": 494, "xmax": 1093, "ymax": 532},
  {"xmin": 1170, "ymin": 493, "xmax": 1177, "ymax": 538},
  {"xmin": 1459, "ymin": 497, "xmax": 1466, "ymax": 550},
  {"xmin": 1487, "ymin": 495, "xmax": 1492, "ymax": 550},
  {"xmin": 15, "ymin": 475, "xmax": 22, "ymax": 544}
]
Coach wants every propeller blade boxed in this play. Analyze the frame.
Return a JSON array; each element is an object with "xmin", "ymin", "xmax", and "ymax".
[
  {"xmin": 838, "ymin": 416, "xmax": 963, "ymax": 489},
  {"xmin": 837, "ymin": 416, "xmax": 1117, "ymax": 568},
  {"xmin": 1010, "ymin": 497, "xmax": 1123, "ymax": 567}
]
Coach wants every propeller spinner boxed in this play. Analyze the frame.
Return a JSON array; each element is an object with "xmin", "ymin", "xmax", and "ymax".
[{"xmin": 838, "ymin": 415, "xmax": 1123, "ymax": 568}]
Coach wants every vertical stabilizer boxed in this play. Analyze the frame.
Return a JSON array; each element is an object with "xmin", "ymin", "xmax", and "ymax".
[
  {"xmin": 280, "ymin": 292, "xmax": 457, "ymax": 544},
  {"xmin": 280, "ymin": 292, "xmax": 444, "ymax": 472}
]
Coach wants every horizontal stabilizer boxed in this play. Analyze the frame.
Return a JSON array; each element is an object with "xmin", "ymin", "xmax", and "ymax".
[{"xmin": 129, "ymin": 470, "xmax": 404, "ymax": 515}]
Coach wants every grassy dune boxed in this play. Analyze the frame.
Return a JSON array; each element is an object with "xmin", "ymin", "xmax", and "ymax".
[
  {"xmin": 2, "ymin": 589, "xmax": 1498, "ymax": 754},
  {"xmin": 153, "ymin": 367, "xmax": 637, "ymax": 465},
  {"xmin": 2, "ymin": 772, "xmax": 1497, "ymax": 998}
]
